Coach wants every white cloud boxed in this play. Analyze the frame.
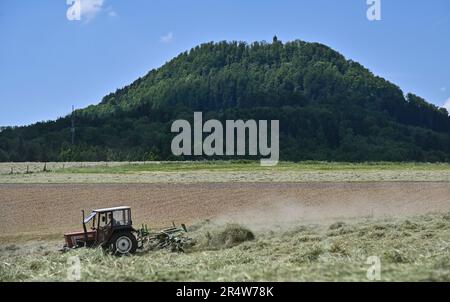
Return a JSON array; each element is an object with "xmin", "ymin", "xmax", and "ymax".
[
  {"xmin": 443, "ymin": 98, "xmax": 450, "ymax": 113},
  {"xmin": 161, "ymin": 32, "xmax": 174, "ymax": 43},
  {"xmin": 79, "ymin": 0, "xmax": 104, "ymax": 22}
]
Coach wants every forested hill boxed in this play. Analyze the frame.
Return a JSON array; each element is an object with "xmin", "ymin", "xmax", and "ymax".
[{"xmin": 1, "ymin": 38, "xmax": 450, "ymax": 162}]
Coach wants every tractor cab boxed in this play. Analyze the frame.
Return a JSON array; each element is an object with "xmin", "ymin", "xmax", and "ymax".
[
  {"xmin": 85, "ymin": 206, "xmax": 132, "ymax": 230},
  {"xmin": 64, "ymin": 206, "xmax": 138, "ymax": 255}
]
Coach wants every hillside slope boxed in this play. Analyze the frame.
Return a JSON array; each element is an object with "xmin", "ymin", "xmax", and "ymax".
[{"xmin": 1, "ymin": 38, "xmax": 450, "ymax": 162}]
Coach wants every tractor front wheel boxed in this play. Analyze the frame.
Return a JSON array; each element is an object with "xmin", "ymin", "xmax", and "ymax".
[{"xmin": 109, "ymin": 232, "xmax": 138, "ymax": 255}]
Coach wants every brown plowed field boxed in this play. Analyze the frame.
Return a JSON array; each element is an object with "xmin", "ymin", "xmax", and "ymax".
[{"xmin": 1, "ymin": 182, "xmax": 450, "ymax": 237}]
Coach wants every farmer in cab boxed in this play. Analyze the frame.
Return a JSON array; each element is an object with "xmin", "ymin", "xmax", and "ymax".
[{"xmin": 108, "ymin": 213, "xmax": 118, "ymax": 226}]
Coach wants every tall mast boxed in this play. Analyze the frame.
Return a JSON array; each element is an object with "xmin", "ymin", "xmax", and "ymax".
[{"xmin": 71, "ymin": 105, "xmax": 75, "ymax": 145}]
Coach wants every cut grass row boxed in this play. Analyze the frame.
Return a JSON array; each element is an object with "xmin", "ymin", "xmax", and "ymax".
[{"xmin": 1, "ymin": 212, "xmax": 449, "ymax": 281}]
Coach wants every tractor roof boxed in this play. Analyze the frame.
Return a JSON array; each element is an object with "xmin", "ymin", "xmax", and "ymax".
[{"xmin": 93, "ymin": 206, "xmax": 130, "ymax": 213}]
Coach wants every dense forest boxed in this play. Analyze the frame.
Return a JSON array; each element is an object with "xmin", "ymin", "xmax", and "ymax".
[{"xmin": 1, "ymin": 38, "xmax": 450, "ymax": 162}]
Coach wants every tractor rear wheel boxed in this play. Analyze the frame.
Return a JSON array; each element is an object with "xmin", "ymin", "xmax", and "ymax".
[{"xmin": 109, "ymin": 232, "xmax": 138, "ymax": 255}]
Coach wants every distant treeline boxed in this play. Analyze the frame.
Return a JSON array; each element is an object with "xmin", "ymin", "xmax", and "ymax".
[{"xmin": 1, "ymin": 38, "xmax": 450, "ymax": 162}]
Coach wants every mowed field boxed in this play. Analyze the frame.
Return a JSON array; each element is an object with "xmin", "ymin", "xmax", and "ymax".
[
  {"xmin": 1, "ymin": 162, "xmax": 450, "ymax": 281},
  {"xmin": 1, "ymin": 182, "xmax": 450, "ymax": 238}
]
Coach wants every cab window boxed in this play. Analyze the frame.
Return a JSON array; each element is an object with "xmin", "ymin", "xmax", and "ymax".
[
  {"xmin": 111, "ymin": 210, "xmax": 131, "ymax": 226},
  {"xmin": 98, "ymin": 212, "xmax": 108, "ymax": 228}
]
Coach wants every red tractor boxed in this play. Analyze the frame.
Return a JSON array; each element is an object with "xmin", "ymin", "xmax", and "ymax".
[
  {"xmin": 64, "ymin": 206, "xmax": 138, "ymax": 255},
  {"xmin": 63, "ymin": 206, "xmax": 189, "ymax": 255}
]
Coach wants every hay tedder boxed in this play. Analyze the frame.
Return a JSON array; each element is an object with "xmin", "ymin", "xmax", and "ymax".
[{"xmin": 62, "ymin": 206, "xmax": 191, "ymax": 255}]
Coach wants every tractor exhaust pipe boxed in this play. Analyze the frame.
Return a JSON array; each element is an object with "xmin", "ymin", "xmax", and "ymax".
[{"xmin": 82, "ymin": 210, "xmax": 88, "ymax": 246}]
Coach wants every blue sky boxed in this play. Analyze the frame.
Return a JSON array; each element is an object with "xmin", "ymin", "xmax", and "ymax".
[{"xmin": 0, "ymin": 0, "xmax": 449, "ymax": 126}]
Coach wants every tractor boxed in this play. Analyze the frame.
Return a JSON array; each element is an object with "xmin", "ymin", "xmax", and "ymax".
[{"xmin": 63, "ymin": 206, "xmax": 190, "ymax": 255}]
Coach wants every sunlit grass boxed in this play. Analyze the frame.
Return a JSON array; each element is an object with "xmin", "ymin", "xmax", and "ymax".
[
  {"xmin": 2, "ymin": 213, "xmax": 449, "ymax": 281},
  {"xmin": 55, "ymin": 161, "xmax": 450, "ymax": 174}
]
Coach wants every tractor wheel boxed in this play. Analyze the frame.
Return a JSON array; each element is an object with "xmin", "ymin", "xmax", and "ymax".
[{"xmin": 109, "ymin": 232, "xmax": 138, "ymax": 256}]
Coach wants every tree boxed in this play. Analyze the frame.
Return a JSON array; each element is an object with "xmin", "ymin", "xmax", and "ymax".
[{"xmin": 1, "ymin": 40, "xmax": 450, "ymax": 162}]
